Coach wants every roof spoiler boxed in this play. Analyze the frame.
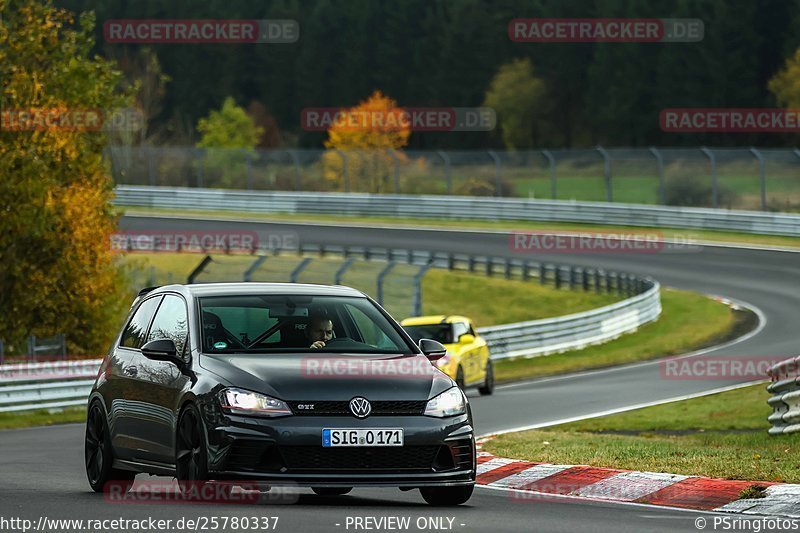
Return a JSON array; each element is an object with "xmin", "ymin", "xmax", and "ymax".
[{"xmin": 138, "ymin": 286, "xmax": 160, "ymax": 297}]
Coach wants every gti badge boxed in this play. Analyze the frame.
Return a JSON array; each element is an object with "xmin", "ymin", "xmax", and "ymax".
[{"xmin": 349, "ymin": 397, "xmax": 371, "ymax": 418}]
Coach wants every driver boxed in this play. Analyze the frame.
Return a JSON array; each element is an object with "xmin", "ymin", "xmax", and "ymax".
[{"xmin": 306, "ymin": 314, "xmax": 334, "ymax": 349}]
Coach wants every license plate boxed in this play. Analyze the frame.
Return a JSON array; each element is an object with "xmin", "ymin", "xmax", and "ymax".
[{"xmin": 322, "ymin": 428, "xmax": 404, "ymax": 447}]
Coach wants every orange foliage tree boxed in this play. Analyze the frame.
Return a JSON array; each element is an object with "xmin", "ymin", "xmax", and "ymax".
[
  {"xmin": 0, "ymin": 0, "xmax": 133, "ymax": 355},
  {"xmin": 322, "ymin": 91, "xmax": 411, "ymax": 192}
]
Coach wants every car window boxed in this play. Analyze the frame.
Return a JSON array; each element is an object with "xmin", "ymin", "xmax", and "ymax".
[
  {"xmin": 120, "ymin": 296, "xmax": 162, "ymax": 349},
  {"xmin": 452, "ymin": 322, "xmax": 470, "ymax": 341},
  {"xmin": 146, "ymin": 294, "xmax": 189, "ymax": 356},
  {"xmin": 199, "ymin": 295, "xmax": 412, "ymax": 354},
  {"xmin": 403, "ymin": 324, "xmax": 454, "ymax": 344},
  {"xmin": 345, "ymin": 303, "xmax": 397, "ymax": 349}
]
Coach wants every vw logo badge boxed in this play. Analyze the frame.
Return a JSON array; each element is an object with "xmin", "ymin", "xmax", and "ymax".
[{"xmin": 349, "ymin": 397, "xmax": 372, "ymax": 418}]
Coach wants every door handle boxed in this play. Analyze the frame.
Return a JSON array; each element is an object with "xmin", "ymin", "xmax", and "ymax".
[{"xmin": 124, "ymin": 366, "xmax": 138, "ymax": 377}]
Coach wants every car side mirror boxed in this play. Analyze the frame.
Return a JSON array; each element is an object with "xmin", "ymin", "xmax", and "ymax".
[
  {"xmin": 458, "ymin": 334, "xmax": 475, "ymax": 344},
  {"xmin": 141, "ymin": 339, "xmax": 183, "ymax": 366},
  {"xmin": 419, "ymin": 339, "xmax": 447, "ymax": 362}
]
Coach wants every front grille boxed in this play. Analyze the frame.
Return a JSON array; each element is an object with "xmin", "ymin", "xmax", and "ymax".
[
  {"xmin": 286, "ymin": 400, "xmax": 427, "ymax": 416},
  {"xmin": 280, "ymin": 445, "xmax": 440, "ymax": 472}
]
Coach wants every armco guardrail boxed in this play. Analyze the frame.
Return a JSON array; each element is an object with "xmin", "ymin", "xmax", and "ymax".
[
  {"xmin": 767, "ymin": 356, "xmax": 800, "ymax": 435},
  {"xmin": 114, "ymin": 186, "xmax": 800, "ymax": 237},
  {"xmin": 0, "ymin": 360, "xmax": 101, "ymax": 412},
  {"xmin": 478, "ymin": 280, "xmax": 660, "ymax": 360},
  {"xmin": 0, "ymin": 248, "xmax": 661, "ymax": 411}
]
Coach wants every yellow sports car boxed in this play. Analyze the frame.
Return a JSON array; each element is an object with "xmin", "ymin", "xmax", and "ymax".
[{"xmin": 401, "ymin": 315, "xmax": 494, "ymax": 395}]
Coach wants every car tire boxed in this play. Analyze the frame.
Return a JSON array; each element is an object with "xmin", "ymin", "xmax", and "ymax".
[
  {"xmin": 455, "ymin": 366, "xmax": 466, "ymax": 390},
  {"xmin": 312, "ymin": 487, "xmax": 352, "ymax": 496},
  {"xmin": 175, "ymin": 404, "xmax": 209, "ymax": 495},
  {"xmin": 85, "ymin": 401, "xmax": 136, "ymax": 493},
  {"xmin": 478, "ymin": 360, "xmax": 494, "ymax": 396},
  {"xmin": 419, "ymin": 485, "xmax": 474, "ymax": 506}
]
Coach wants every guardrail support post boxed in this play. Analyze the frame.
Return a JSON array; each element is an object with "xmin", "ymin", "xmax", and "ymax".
[
  {"xmin": 467, "ymin": 255, "xmax": 475, "ymax": 273},
  {"xmin": 750, "ymin": 147, "xmax": 766, "ymax": 211},
  {"xmin": 290, "ymin": 257, "xmax": 313, "ymax": 283},
  {"xmin": 582, "ymin": 269, "xmax": 590, "ymax": 291},
  {"xmin": 523, "ymin": 262, "xmax": 531, "ymax": 281},
  {"xmin": 700, "ymin": 147, "xmax": 718, "ymax": 208},
  {"xmin": 336, "ymin": 150, "xmax": 349, "ymax": 192},
  {"xmin": 539, "ymin": 264, "xmax": 546, "ymax": 284},
  {"xmin": 334, "ymin": 257, "xmax": 355, "ymax": 285},
  {"xmin": 555, "ymin": 267, "xmax": 562, "ymax": 289},
  {"xmin": 244, "ymin": 256, "xmax": 268, "ymax": 282},
  {"xmin": 194, "ymin": 148, "xmax": 204, "ymax": 188},
  {"xmin": 388, "ymin": 149, "xmax": 400, "ymax": 194},
  {"xmin": 485, "ymin": 258, "xmax": 493, "ymax": 277},
  {"xmin": 27, "ymin": 336, "xmax": 35, "ymax": 358},
  {"xmin": 376, "ymin": 261, "xmax": 397, "ymax": 305},
  {"xmin": 147, "ymin": 146, "xmax": 157, "ymax": 186},
  {"xmin": 504, "ymin": 258, "xmax": 512, "ymax": 279},
  {"xmin": 542, "ymin": 149, "xmax": 556, "ymax": 199},
  {"xmin": 649, "ymin": 147, "xmax": 665, "ymax": 205},
  {"xmin": 569, "ymin": 266, "xmax": 576, "ymax": 289},
  {"xmin": 412, "ymin": 262, "xmax": 434, "ymax": 316},
  {"xmin": 285, "ymin": 150, "xmax": 302, "ymax": 191},
  {"xmin": 596, "ymin": 145, "xmax": 612, "ymax": 202},
  {"xmin": 243, "ymin": 149, "xmax": 254, "ymax": 190},
  {"xmin": 447, "ymin": 253, "xmax": 455, "ymax": 270},
  {"xmin": 594, "ymin": 270, "xmax": 601, "ymax": 293},
  {"xmin": 187, "ymin": 255, "xmax": 213, "ymax": 284},
  {"xmin": 488, "ymin": 150, "xmax": 502, "ymax": 196},
  {"xmin": 438, "ymin": 151, "xmax": 452, "ymax": 195}
]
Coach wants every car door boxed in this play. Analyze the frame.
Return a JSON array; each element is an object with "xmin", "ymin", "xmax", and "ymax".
[
  {"xmin": 112, "ymin": 295, "xmax": 163, "ymax": 461},
  {"xmin": 127, "ymin": 294, "xmax": 192, "ymax": 465}
]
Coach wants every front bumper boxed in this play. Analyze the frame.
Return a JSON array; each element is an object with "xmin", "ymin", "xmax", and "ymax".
[{"xmin": 203, "ymin": 412, "xmax": 476, "ymax": 487}]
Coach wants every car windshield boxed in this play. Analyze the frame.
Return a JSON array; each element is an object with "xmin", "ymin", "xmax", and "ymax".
[
  {"xmin": 199, "ymin": 294, "xmax": 413, "ymax": 354},
  {"xmin": 403, "ymin": 324, "xmax": 453, "ymax": 344}
]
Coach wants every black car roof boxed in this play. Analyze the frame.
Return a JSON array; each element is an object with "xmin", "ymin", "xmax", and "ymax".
[{"xmin": 149, "ymin": 282, "xmax": 367, "ymax": 299}]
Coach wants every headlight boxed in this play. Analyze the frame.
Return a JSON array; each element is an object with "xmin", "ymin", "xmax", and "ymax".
[
  {"xmin": 424, "ymin": 387, "xmax": 466, "ymax": 418},
  {"xmin": 219, "ymin": 388, "xmax": 291, "ymax": 417}
]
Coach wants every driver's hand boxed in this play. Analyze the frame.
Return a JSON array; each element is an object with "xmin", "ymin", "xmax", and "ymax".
[{"xmin": 310, "ymin": 340, "xmax": 326, "ymax": 349}]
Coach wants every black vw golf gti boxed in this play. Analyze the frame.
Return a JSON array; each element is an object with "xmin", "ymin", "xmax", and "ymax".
[{"xmin": 84, "ymin": 283, "xmax": 476, "ymax": 505}]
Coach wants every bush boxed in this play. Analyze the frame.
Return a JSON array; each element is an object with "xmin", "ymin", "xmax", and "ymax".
[
  {"xmin": 664, "ymin": 176, "xmax": 738, "ymax": 208},
  {"xmin": 454, "ymin": 177, "xmax": 517, "ymax": 197}
]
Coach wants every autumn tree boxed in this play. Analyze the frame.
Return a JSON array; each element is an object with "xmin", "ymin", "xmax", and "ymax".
[
  {"xmin": 769, "ymin": 48, "xmax": 800, "ymax": 108},
  {"xmin": 483, "ymin": 58, "xmax": 546, "ymax": 150},
  {"xmin": 196, "ymin": 97, "xmax": 264, "ymax": 187},
  {"xmin": 0, "ymin": 0, "xmax": 134, "ymax": 355},
  {"xmin": 322, "ymin": 90, "xmax": 410, "ymax": 192}
]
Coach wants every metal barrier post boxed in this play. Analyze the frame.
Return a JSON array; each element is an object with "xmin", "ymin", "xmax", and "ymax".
[
  {"xmin": 596, "ymin": 145, "xmax": 612, "ymax": 202},
  {"xmin": 488, "ymin": 150, "xmax": 502, "ymax": 196},
  {"xmin": 290, "ymin": 257, "xmax": 313, "ymax": 283},
  {"xmin": 334, "ymin": 257, "xmax": 355, "ymax": 285},
  {"xmin": 594, "ymin": 269, "xmax": 601, "ymax": 293},
  {"xmin": 336, "ymin": 150, "xmax": 349, "ymax": 192},
  {"xmin": 376, "ymin": 261, "xmax": 397, "ymax": 305},
  {"xmin": 244, "ymin": 149, "xmax": 254, "ymax": 190},
  {"xmin": 649, "ymin": 147, "xmax": 665, "ymax": 205},
  {"xmin": 148, "ymin": 146, "xmax": 157, "ymax": 186},
  {"xmin": 413, "ymin": 263, "xmax": 434, "ymax": 316},
  {"xmin": 700, "ymin": 147, "xmax": 718, "ymax": 208},
  {"xmin": 542, "ymin": 149, "xmax": 556, "ymax": 199},
  {"xmin": 438, "ymin": 151, "xmax": 452, "ymax": 195},
  {"xmin": 194, "ymin": 148, "xmax": 204, "ymax": 188},
  {"xmin": 388, "ymin": 149, "xmax": 400, "ymax": 193},
  {"xmin": 187, "ymin": 255, "xmax": 213, "ymax": 284},
  {"xmin": 243, "ymin": 256, "xmax": 268, "ymax": 282},
  {"xmin": 539, "ymin": 264, "xmax": 546, "ymax": 284},
  {"xmin": 286, "ymin": 150, "xmax": 302, "ymax": 191},
  {"xmin": 750, "ymin": 147, "xmax": 766, "ymax": 211}
]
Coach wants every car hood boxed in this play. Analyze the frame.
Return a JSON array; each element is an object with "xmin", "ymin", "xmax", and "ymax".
[{"xmin": 199, "ymin": 352, "xmax": 454, "ymax": 401}]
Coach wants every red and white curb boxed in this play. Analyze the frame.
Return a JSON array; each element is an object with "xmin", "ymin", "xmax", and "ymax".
[{"xmin": 475, "ymin": 439, "xmax": 800, "ymax": 517}]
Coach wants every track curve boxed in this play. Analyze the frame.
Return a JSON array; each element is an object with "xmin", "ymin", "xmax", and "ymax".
[{"xmin": 1, "ymin": 214, "xmax": 797, "ymax": 532}]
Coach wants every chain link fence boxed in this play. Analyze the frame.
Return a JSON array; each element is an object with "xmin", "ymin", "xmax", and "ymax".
[{"xmin": 106, "ymin": 146, "xmax": 800, "ymax": 212}]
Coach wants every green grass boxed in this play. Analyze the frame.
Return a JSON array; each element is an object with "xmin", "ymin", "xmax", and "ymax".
[
  {"xmin": 494, "ymin": 288, "xmax": 739, "ymax": 382},
  {"xmin": 123, "ymin": 207, "xmax": 800, "ymax": 250},
  {"xmin": 0, "ymin": 407, "xmax": 85, "ymax": 430},
  {"xmin": 483, "ymin": 383, "xmax": 798, "ymax": 483}
]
